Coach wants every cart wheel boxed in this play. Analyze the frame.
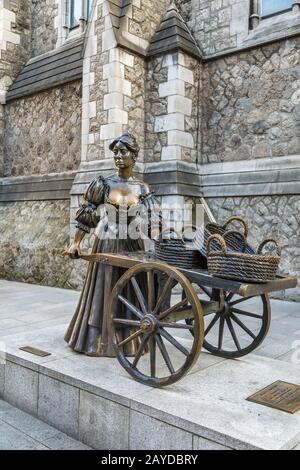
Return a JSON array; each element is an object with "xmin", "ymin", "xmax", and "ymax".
[
  {"xmin": 186, "ymin": 290, "xmax": 271, "ymax": 359},
  {"xmin": 109, "ymin": 262, "xmax": 204, "ymax": 387}
]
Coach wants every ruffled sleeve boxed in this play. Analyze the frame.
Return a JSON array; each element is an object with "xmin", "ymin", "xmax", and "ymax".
[
  {"xmin": 140, "ymin": 191, "xmax": 164, "ymax": 239},
  {"xmin": 75, "ymin": 176, "xmax": 106, "ymax": 233}
]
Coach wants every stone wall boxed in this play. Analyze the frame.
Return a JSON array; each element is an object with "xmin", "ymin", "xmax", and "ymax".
[
  {"xmin": 0, "ymin": 104, "xmax": 4, "ymax": 176},
  {"xmin": 145, "ymin": 55, "xmax": 168, "ymax": 162},
  {"xmin": 4, "ymin": 80, "xmax": 82, "ymax": 177},
  {"xmin": 207, "ymin": 195, "xmax": 300, "ymax": 301},
  {"xmin": 145, "ymin": 52, "xmax": 201, "ymax": 163},
  {"xmin": 82, "ymin": 2, "xmax": 147, "ymax": 162},
  {"xmin": 0, "ymin": 0, "xmax": 32, "ymax": 96},
  {"xmin": 185, "ymin": 0, "xmax": 249, "ymax": 55},
  {"xmin": 31, "ymin": 0, "xmax": 58, "ymax": 57},
  {"xmin": 126, "ymin": 0, "xmax": 169, "ymax": 43},
  {"xmin": 0, "ymin": 200, "xmax": 78, "ymax": 289},
  {"xmin": 201, "ymin": 37, "xmax": 300, "ymax": 164}
]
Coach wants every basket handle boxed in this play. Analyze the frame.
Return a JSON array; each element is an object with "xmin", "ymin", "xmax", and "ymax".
[
  {"xmin": 223, "ymin": 230, "xmax": 247, "ymax": 250},
  {"xmin": 257, "ymin": 238, "xmax": 281, "ymax": 256},
  {"xmin": 222, "ymin": 216, "xmax": 249, "ymax": 238},
  {"xmin": 207, "ymin": 234, "xmax": 227, "ymax": 254}
]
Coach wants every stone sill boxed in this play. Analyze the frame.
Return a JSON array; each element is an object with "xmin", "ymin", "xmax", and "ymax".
[{"xmin": 0, "ymin": 172, "xmax": 76, "ymax": 202}]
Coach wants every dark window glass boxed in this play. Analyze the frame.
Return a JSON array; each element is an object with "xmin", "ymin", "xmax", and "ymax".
[
  {"xmin": 69, "ymin": 0, "xmax": 81, "ymax": 28},
  {"xmin": 261, "ymin": 0, "xmax": 293, "ymax": 17}
]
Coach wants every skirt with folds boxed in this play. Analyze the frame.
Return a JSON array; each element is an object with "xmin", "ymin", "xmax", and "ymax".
[{"xmin": 64, "ymin": 233, "xmax": 146, "ymax": 357}]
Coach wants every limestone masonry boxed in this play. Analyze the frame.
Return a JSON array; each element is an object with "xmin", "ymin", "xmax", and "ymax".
[{"xmin": 0, "ymin": 0, "xmax": 299, "ymax": 300}]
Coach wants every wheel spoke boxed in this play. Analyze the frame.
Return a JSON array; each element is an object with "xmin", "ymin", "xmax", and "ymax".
[
  {"xmin": 131, "ymin": 277, "xmax": 148, "ymax": 315},
  {"xmin": 149, "ymin": 336, "xmax": 156, "ymax": 377},
  {"xmin": 153, "ymin": 276, "xmax": 173, "ymax": 315},
  {"xmin": 159, "ymin": 328, "xmax": 189, "ymax": 357},
  {"xmin": 118, "ymin": 295, "xmax": 144, "ymax": 319},
  {"xmin": 132, "ymin": 334, "xmax": 150, "ymax": 368},
  {"xmin": 226, "ymin": 292, "xmax": 235, "ymax": 302},
  {"xmin": 113, "ymin": 318, "xmax": 141, "ymax": 327},
  {"xmin": 231, "ymin": 307, "xmax": 263, "ymax": 320},
  {"xmin": 159, "ymin": 298, "xmax": 188, "ymax": 321},
  {"xmin": 229, "ymin": 295, "xmax": 256, "ymax": 307},
  {"xmin": 155, "ymin": 333, "xmax": 175, "ymax": 374},
  {"xmin": 204, "ymin": 312, "xmax": 221, "ymax": 336},
  {"xmin": 218, "ymin": 317, "xmax": 225, "ymax": 350},
  {"xmin": 159, "ymin": 322, "xmax": 194, "ymax": 330},
  {"xmin": 231, "ymin": 313, "xmax": 256, "ymax": 339},
  {"xmin": 117, "ymin": 329, "xmax": 142, "ymax": 348},
  {"xmin": 226, "ymin": 317, "xmax": 241, "ymax": 351},
  {"xmin": 147, "ymin": 271, "xmax": 156, "ymax": 312}
]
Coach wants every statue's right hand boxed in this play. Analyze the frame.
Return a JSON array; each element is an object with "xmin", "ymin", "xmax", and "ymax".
[{"xmin": 67, "ymin": 244, "xmax": 81, "ymax": 259}]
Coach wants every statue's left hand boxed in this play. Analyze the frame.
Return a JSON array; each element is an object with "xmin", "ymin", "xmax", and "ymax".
[{"xmin": 66, "ymin": 244, "xmax": 81, "ymax": 259}]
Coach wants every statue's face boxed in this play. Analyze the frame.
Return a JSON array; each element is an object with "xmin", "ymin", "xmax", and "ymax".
[{"xmin": 112, "ymin": 141, "xmax": 135, "ymax": 169}]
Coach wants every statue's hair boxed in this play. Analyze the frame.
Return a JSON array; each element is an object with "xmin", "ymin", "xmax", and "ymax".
[{"xmin": 109, "ymin": 132, "xmax": 140, "ymax": 157}]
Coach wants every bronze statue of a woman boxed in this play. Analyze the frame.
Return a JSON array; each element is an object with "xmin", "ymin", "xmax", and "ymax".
[{"xmin": 65, "ymin": 133, "xmax": 161, "ymax": 357}]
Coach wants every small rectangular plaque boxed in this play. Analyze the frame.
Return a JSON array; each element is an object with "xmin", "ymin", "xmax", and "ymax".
[
  {"xmin": 247, "ymin": 380, "xmax": 300, "ymax": 414},
  {"xmin": 19, "ymin": 346, "xmax": 51, "ymax": 357}
]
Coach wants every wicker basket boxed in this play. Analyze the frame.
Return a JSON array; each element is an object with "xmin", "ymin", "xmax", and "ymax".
[
  {"xmin": 154, "ymin": 229, "xmax": 205, "ymax": 269},
  {"xmin": 207, "ymin": 233, "xmax": 281, "ymax": 283},
  {"xmin": 194, "ymin": 216, "xmax": 255, "ymax": 258}
]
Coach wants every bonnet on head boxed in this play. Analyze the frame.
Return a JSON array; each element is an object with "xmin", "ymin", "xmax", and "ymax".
[{"xmin": 109, "ymin": 132, "xmax": 140, "ymax": 157}]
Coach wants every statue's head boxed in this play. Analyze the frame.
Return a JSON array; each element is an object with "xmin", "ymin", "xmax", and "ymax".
[{"xmin": 109, "ymin": 133, "xmax": 140, "ymax": 170}]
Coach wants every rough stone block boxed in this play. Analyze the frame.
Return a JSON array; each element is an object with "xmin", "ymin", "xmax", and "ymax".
[
  {"xmin": 103, "ymin": 62, "xmax": 125, "ymax": 80},
  {"xmin": 155, "ymin": 113, "xmax": 185, "ymax": 132},
  {"xmin": 4, "ymin": 361, "xmax": 38, "ymax": 416},
  {"xmin": 108, "ymin": 109, "xmax": 128, "ymax": 124},
  {"xmin": 159, "ymin": 80, "xmax": 185, "ymax": 97},
  {"xmin": 110, "ymin": 48, "xmax": 135, "ymax": 67},
  {"xmin": 100, "ymin": 123, "xmax": 123, "ymax": 140},
  {"xmin": 129, "ymin": 410, "xmax": 193, "ymax": 450},
  {"xmin": 161, "ymin": 145, "xmax": 182, "ymax": 160},
  {"xmin": 38, "ymin": 374, "xmax": 79, "ymax": 439},
  {"xmin": 104, "ymin": 92, "xmax": 124, "ymax": 110},
  {"xmin": 168, "ymin": 65, "xmax": 194, "ymax": 85},
  {"xmin": 108, "ymin": 78, "xmax": 131, "ymax": 96},
  {"xmin": 168, "ymin": 95, "xmax": 192, "ymax": 115},
  {"xmin": 168, "ymin": 130, "xmax": 194, "ymax": 148},
  {"xmin": 102, "ymin": 29, "xmax": 117, "ymax": 51},
  {"xmin": 88, "ymin": 101, "xmax": 96, "ymax": 119},
  {"xmin": 79, "ymin": 390, "xmax": 130, "ymax": 450}
]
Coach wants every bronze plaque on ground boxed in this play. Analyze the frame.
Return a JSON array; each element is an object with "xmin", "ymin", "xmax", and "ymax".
[
  {"xmin": 19, "ymin": 346, "xmax": 51, "ymax": 357},
  {"xmin": 247, "ymin": 380, "xmax": 300, "ymax": 414}
]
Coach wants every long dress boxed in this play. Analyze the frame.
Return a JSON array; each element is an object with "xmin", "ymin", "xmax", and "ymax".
[{"xmin": 64, "ymin": 173, "xmax": 161, "ymax": 357}]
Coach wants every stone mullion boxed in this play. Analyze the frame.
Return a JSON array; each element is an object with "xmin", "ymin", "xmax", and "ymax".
[{"xmin": 250, "ymin": 0, "xmax": 260, "ymax": 29}]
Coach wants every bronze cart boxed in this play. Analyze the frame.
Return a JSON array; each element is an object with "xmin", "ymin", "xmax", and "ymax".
[{"xmin": 80, "ymin": 251, "xmax": 297, "ymax": 388}]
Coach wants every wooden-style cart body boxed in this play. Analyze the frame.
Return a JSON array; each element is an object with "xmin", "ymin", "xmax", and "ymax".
[{"xmin": 81, "ymin": 251, "xmax": 298, "ymax": 387}]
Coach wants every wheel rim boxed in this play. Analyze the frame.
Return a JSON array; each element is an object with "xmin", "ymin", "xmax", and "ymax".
[
  {"xmin": 109, "ymin": 262, "xmax": 204, "ymax": 387},
  {"xmin": 203, "ymin": 291, "xmax": 271, "ymax": 358}
]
